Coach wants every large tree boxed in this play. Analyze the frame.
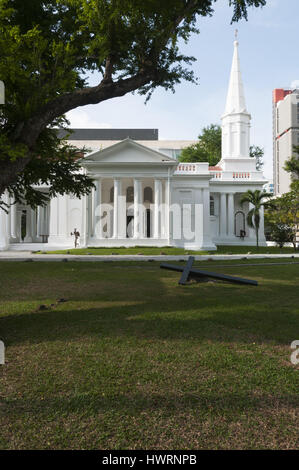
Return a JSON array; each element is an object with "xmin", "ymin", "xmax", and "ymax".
[
  {"xmin": 180, "ymin": 123, "xmax": 264, "ymax": 168},
  {"xmin": 0, "ymin": 0, "xmax": 266, "ymax": 207}
]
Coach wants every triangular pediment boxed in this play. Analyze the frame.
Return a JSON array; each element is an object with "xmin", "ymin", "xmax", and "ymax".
[{"xmin": 82, "ymin": 138, "xmax": 177, "ymax": 165}]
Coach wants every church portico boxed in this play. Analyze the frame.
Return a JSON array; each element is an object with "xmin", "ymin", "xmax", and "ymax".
[{"xmin": 84, "ymin": 171, "xmax": 170, "ymax": 246}]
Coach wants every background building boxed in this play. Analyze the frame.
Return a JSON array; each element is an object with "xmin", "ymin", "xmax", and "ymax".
[
  {"xmin": 58, "ymin": 128, "xmax": 197, "ymax": 161},
  {"xmin": 273, "ymin": 87, "xmax": 299, "ymax": 195}
]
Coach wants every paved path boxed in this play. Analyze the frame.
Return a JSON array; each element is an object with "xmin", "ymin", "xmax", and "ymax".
[{"xmin": 0, "ymin": 251, "xmax": 298, "ymax": 262}]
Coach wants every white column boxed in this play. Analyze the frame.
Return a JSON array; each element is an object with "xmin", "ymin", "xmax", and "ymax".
[
  {"xmin": 87, "ymin": 192, "xmax": 93, "ymax": 238},
  {"xmin": 0, "ymin": 210, "xmax": 8, "ymax": 249},
  {"xmin": 220, "ymin": 193, "xmax": 227, "ymax": 237},
  {"xmin": 94, "ymin": 178, "xmax": 102, "ymax": 239},
  {"xmin": 133, "ymin": 179, "xmax": 142, "ymax": 238},
  {"xmin": 24, "ymin": 208, "xmax": 33, "ymax": 242},
  {"xmin": 202, "ymin": 188, "xmax": 211, "ymax": 244},
  {"xmin": 227, "ymin": 193, "xmax": 235, "ymax": 238},
  {"xmin": 0, "ymin": 192, "xmax": 9, "ymax": 249},
  {"xmin": 165, "ymin": 176, "xmax": 170, "ymax": 242},
  {"xmin": 113, "ymin": 179, "xmax": 122, "ymax": 238},
  {"xmin": 31, "ymin": 209, "xmax": 37, "ymax": 242},
  {"xmin": 17, "ymin": 210, "xmax": 22, "ymax": 242},
  {"xmin": 10, "ymin": 198, "xmax": 17, "ymax": 239},
  {"xmin": 58, "ymin": 196, "xmax": 67, "ymax": 240},
  {"xmin": 37, "ymin": 206, "xmax": 43, "ymax": 237},
  {"xmin": 154, "ymin": 179, "xmax": 162, "ymax": 239},
  {"xmin": 91, "ymin": 184, "xmax": 96, "ymax": 237},
  {"xmin": 37, "ymin": 205, "xmax": 50, "ymax": 242},
  {"xmin": 119, "ymin": 182, "xmax": 127, "ymax": 239},
  {"xmin": 44, "ymin": 203, "xmax": 50, "ymax": 237},
  {"xmin": 81, "ymin": 194, "xmax": 88, "ymax": 247},
  {"xmin": 48, "ymin": 197, "xmax": 58, "ymax": 242}
]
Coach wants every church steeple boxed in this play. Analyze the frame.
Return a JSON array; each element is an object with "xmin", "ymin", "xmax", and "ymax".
[
  {"xmin": 220, "ymin": 35, "xmax": 253, "ymax": 167},
  {"xmin": 224, "ymin": 37, "xmax": 248, "ymax": 116}
]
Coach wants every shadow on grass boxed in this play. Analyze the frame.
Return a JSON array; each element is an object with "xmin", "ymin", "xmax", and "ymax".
[
  {"xmin": 1, "ymin": 389, "xmax": 298, "ymax": 417},
  {"xmin": 1, "ymin": 296, "xmax": 298, "ymax": 347},
  {"xmin": 0, "ymin": 261, "xmax": 298, "ymax": 347}
]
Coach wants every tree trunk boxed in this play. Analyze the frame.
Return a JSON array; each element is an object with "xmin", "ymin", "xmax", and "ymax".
[
  {"xmin": 0, "ymin": 155, "xmax": 31, "ymax": 198},
  {"xmin": 256, "ymin": 227, "xmax": 259, "ymax": 248}
]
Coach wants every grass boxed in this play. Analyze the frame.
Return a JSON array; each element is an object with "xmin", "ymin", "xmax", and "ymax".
[
  {"xmin": 0, "ymin": 259, "xmax": 298, "ymax": 450},
  {"xmin": 40, "ymin": 244, "xmax": 298, "ymax": 256}
]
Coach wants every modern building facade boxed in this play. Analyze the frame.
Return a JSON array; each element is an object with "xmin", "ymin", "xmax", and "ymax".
[
  {"xmin": 273, "ymin": 87, "xmax": 299, "ymax": 195},
  {"xmin": 0, "ymin": 39, "xmax": 267, "ymax": 251}
]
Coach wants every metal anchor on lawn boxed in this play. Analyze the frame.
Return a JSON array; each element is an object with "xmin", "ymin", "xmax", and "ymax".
[{"xmin": 160, "ymin": 256, "xmax": 258, "ymax": 286}]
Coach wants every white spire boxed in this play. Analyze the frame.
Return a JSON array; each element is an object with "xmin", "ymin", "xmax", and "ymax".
[
  {"xmin": 220, "ymin": 35, "xmax": 254, "ymax": 168},
  {"xmin": 224, "ymin": 37, "xmax": 248, "ymax": 115}
]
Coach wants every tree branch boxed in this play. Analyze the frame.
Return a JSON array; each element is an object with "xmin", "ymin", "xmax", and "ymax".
[{"xmin": 18, "ymin": 70, "xmax": 154, "ymax": 149}]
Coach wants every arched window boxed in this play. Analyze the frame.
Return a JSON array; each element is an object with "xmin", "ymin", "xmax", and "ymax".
[
  {"xmin": 110, "ymin": 187, "xmax": 114, "ymax": 203},
  {"xmin": 144, "ymin": 186, "xmax": 153, "ymax": 203},
  {"xmin": 210, "ymin": 196, "xmax": 215, "ymax": 216},
  {"xmin": 235, "ymin": 211, "xmax": 246, "ymax": 237},
  {"xmin": 126, "ymin": 186, "xmax": 134, "ymax": 203}
]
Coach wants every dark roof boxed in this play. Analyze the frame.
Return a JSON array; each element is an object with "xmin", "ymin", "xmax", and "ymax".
[{"xmin": 56, "ymin": 128, "xmax": 159, "ymax": 141}]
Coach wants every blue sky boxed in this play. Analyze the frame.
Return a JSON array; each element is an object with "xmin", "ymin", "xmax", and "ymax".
[{"xmin": 66, "ymin": 0, "xmax": 299, "ymax": 179}]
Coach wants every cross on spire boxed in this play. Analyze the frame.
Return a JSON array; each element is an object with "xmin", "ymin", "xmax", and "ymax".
[{"xmin": 235, "ymin": 29, "xmax": 238, "ymax": 41}]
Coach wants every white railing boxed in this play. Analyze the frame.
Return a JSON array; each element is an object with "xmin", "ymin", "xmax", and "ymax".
[
  {"xmin": 174, "ymin": 162, "xmax": 209, "ymax": 175},
  {"xmin": 175, "ymin": 165, "xmax": 259, "ymax": 181},
  {"xmin": 210, "ymin": 171, "xmax": 222, "ymax": 179},
  {"xmin": 232, "ymin": 172, "xmax": 251, "ymax": 179},
  {"xmin": 210, "ymin": 170, "xmax": 252, "ymax": 180}
]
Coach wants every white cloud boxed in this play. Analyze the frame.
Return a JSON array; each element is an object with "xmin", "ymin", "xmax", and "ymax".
[{"xmin": 66, "ymin": 108, "xmax": 112, "ymax": 129}]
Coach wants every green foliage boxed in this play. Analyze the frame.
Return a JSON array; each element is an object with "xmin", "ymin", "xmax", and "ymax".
[
  {"xmin": 180, "ymin": 124, "xmax": 264, "ymax": 168},
  {"xmin": 249, "ymin": 145, "xmax": 264, "ymax": 171},
  {"xmin": 284, "ymin": 145, "xmax": 299, "ymax": 191},
  {"xmin": 180, "ymin": 124, "xmax": 221, "ymax": 165},
  {"xmin": 9, "ymin": 134, "xmax": 94, "ymax": 208},
  {"xmin": 264, "ymin": 214, "xmax": 293, "ymax": 249},
  {"xmin": 264, "ymin": 146, "xmax": 299, "ymax": 251},
  {"xmin": 240, "ymin": 190, "xmax": 272, "ymax": 247},
  {"xmin": 0, "ymin": 0, "xmax": 267, "ymax": 205},
  {"xmin": 266, "ymin": 187, "xmax": 299, "ymax": 250}
]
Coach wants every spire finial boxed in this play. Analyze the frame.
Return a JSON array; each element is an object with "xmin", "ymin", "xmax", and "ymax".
[{"xmin": 235, "ymin": 29, "xmax": 238, "ymax": 41}]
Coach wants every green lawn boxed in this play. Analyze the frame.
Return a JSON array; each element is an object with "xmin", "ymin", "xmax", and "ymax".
[
  {"xmin": 41, "ymin": 244, "xmax": 297, "ymax": 256},
  {"xmin": 0, "ymin": 260, "xmax": 298, "ymax": 449}
]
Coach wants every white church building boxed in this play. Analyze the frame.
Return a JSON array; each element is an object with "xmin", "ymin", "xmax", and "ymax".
[{"xmin": 0, "ymin": 39, "xmax": 267, "ymax": 251}]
